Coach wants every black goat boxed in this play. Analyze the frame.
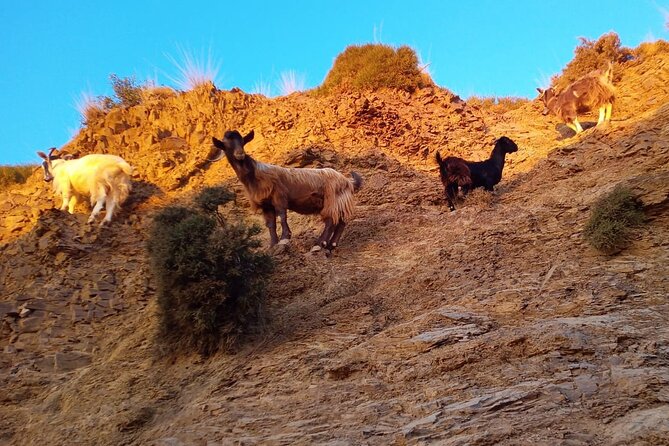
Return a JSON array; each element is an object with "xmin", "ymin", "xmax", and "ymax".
[{"xmin": 435, "ymin": 136, "xmax": 518, "ymax": 210}]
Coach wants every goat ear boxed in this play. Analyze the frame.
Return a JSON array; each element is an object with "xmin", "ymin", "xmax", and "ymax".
[
  {"xmin": 435, "ymin": 151, "xmax": 443, "ymax": 165},
  {"xmin": 37, "ymin": 151, "xmax": 48, "ymax": 160},
  {"xmin": 243, "ymin": 130, "xmax": 255, "ymax": 144},
  {"xmin": 212, "ymin": 137, "xmax": 225, "ymax": 149},
  {"xmin": 536, "ymin": 88, "xmax": 544, "ymax": 94}
]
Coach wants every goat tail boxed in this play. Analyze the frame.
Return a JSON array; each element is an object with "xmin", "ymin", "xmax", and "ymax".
[
  {"xmin": 321, "ymin": 170, "xmax": 358, "ymax": 225},
  {"xmin": 118, "ymin": 161, "xmax": 135, "ymax": 177},
  {"xmin": 435, "ymin": 151, "xmax": 443, "ymax": 166},
  {"xmin": 350, "ymin": 171, "xmax": 363, "ymax": 192},
  {"xmin": 91, "ymin": 163, "xmax": 133, "ymax": 207},
  {"xmin": 113, "ymin": 174, "xmax": 133, "ymax": 205}
]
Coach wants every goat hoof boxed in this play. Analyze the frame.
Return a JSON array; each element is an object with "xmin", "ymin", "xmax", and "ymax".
[{"xmin": 278, "ymin": 239, "xmax": 290, "ymax": 245}]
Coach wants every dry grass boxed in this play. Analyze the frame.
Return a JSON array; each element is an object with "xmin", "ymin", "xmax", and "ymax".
[
  {"xmin": 251, "ymin": 80, "xmax": 272, "ymax": 97},
  {"xmin": 633, "ymin": 39, "xmax": 669, "ymax": 61},
  {"xmin": 277, "ymin": 70, "xmax": 305, "ymax": 96},
  {"xmin": 74, "ymin": 91, "xmax": 107, "ymax": 124},
  {"xmin": 166, "ymin": 46, "xmax": 222, "ymax": 91},
  {"xmin": 140, "ymin": 85, "xmax": 177, "ymax": 104}
]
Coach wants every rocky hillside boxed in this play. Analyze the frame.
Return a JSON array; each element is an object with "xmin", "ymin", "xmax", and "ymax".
[{"xmin": 1, "ymin": 43, "xmax": 668, "ymax": 445}]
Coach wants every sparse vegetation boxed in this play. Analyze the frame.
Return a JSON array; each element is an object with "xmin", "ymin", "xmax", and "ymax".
[
  {"xmin": 251, "ymin": 80, "xmax": 272, "ymax": 97},
  {"xmin": 75, "ymin": 91, "xmax": 107, "ymax": 124},
  {"xmin": 634, "ymin": 39, "xmax": 669, "ymax": 61},
  {"xmin": 583, "ymin": 186, "xmax": 645, "ymax": 254},
  {"xmin": 76, "ymin": 74, "xmax": 145, "ymax": 123},
  {"xmin": 166, "ymin": 46, "xmax": 222, "ymax": 91},
  {"xmin": 316, "ymin": 43, "xmax": 434, "ymax": 96},
  {"xmin": 467, "ymin": 96, "xmax": 529, "ymax": 114},
  {"xmin": 551, "ymin": 32, "xmax": 633, "ymax": 91},
  {"xmin": 139, "ymin": 85, "xmax": 177, "ymax": 103},
  {"xmin": 147, "ymin": 186, "xmax": 274, "ymax": 356},
  {"xmin": 277, "ymin": 70, "xmax": 306, "ymax": 96},
  {"xmin": 0, "ymin": 164, "xmax": 36, "ymax": 191},
  {"xmin": 109, "ymin": 74, "xmax": 143, "ymax": 107}
]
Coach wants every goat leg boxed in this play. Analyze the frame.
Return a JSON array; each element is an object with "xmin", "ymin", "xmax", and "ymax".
[
  {"xmin": 262, "ymin": 209, "xmax": 279, "ymax": 247},
  {"xmin": 568, "ymin": 118, "xmax": 584, "ymax": 134},
  {"xmin": 315, "ymin": 218, "xmax": 335, "ymax": 250},
  {"xmin": 446, "ymin": 185, "xmax": 457, "ymax": 211},
  {"xmin": 88, "ymin": 198, "xmax": 105, "ymax": 224},
  {"xmin": 101, "ymin": 196, "xmax": 116, "ymax": 226},
  {"xmin": 327, "ymin": 221, "xmax": 347, "ymax": 250},
  {"xmin": 60, "ymin": 193, "xmax": 70, "ymax": 212},
  {"xmin": 67, "ymin": 195, "xmax": 78, "ymax": 214},
  {"xmin": 277, "ymin": 208, "xmax": 292, "ymax": 244},
  {"xmin": 597, "ymin": 106, "xmax": 606, "ymax": 125}
]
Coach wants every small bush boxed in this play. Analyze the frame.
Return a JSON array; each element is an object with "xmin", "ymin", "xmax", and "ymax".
[
  {"xmin": 316, "ymin": 44, "xmax": 433, "ymax": 96},
  {"xmin": 583, "ymin": 186, "xmax": 645, "ymax": 254},
  {"xmin": 551, "ymin": 32, "xmax": 633, "ymax": 91},
  {"xmin": 109, "ymin": 74, "xmax": 143, "ymax": 107},
  {"xmin": 147, "ymin": 186, "xmax": 274, "ymax": 355},
  {"xmin": 193, "ymin": 185, "xmax": 236, "ymax": 213},
  {"xmin": 467, "ymin": 96, "xmax": 529, "ymax": 114},
  {"xmin": 0, "ymin": 164, "xmax": 36, "ymax": 191},
  {"xmin": 634, "ymin": 40, "xmax": 669, "ymax": 61}
]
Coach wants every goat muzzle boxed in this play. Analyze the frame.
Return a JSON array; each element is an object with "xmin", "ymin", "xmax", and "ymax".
[{"xmin": 234, "ymin": 151, "xmax": 246, "ymax": 161}]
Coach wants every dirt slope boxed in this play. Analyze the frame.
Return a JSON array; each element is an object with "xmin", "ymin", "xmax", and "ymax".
[{"xmin": 1, "ymin": 44, "xmax": 668, "ymax": 445}]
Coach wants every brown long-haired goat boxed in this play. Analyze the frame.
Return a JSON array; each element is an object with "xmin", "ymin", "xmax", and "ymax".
[
  {"xmin": 537, "ymin": 63, "xmax": 615, "ymax": 135},
  {"xmin": 208, "ymin": 130, "xmax": 363, "ymax": 251}
]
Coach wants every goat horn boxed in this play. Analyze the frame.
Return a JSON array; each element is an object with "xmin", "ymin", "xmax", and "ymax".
[
  {"xmin": 47, "ymin": 147, "xmax": 57, "ymax": 158},
  {"xmin": 207, "ymin": 151, "xmax": 224, "ymax": 163}
]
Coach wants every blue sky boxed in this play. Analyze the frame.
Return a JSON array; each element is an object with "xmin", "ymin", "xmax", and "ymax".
[{"xmin": 1, "ymin": 1, "xmax": 667, "ymax": 165}]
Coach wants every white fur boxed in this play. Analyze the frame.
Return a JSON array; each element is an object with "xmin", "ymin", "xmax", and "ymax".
[{"xmin": 47, "ymin": 154, "xmax": 133, "ymax": 225}]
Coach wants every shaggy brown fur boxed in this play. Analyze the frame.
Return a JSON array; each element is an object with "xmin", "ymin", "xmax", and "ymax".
[
  {"xmin": 435, "ymin": 157, "xmax": 472, "ymax": 211},
  {"xmin": 209, "ymin": 130, "xmax": 362, "ymax": 250},
  {"xmin": 537, "ymin": 64, "xmax": 615, "ymax": 134}
]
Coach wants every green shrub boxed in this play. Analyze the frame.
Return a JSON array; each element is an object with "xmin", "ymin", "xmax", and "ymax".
[
  {"xmin": 551, "ymin": 32, "xmax": 633, "ymax": 91},
  {"xmin": 147, "ymin": 186, "xmax": 274, "ymax": 355},
  {"xmin": 193, "ymin": 185, "xmax": 236, "ymax": 214},
  {"xmin": 316, "ymin": 44, "xmax": 433, "ymax": 96},
  {"xmin": 109, "ymin": 74, "xmax": 143, "ymax": 107},
  {"xmin": 0, "ymin": 164, "xmax": 36, "ymax": 191},
  {"xmin": 583, "ymin": 186, "xmax": 645, "ymax": 254}
]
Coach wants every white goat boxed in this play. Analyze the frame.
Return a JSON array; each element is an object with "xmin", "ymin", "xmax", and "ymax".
[{"xmin": 37, "ymin": 148, "xmax": 133, "ymax": 225}]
